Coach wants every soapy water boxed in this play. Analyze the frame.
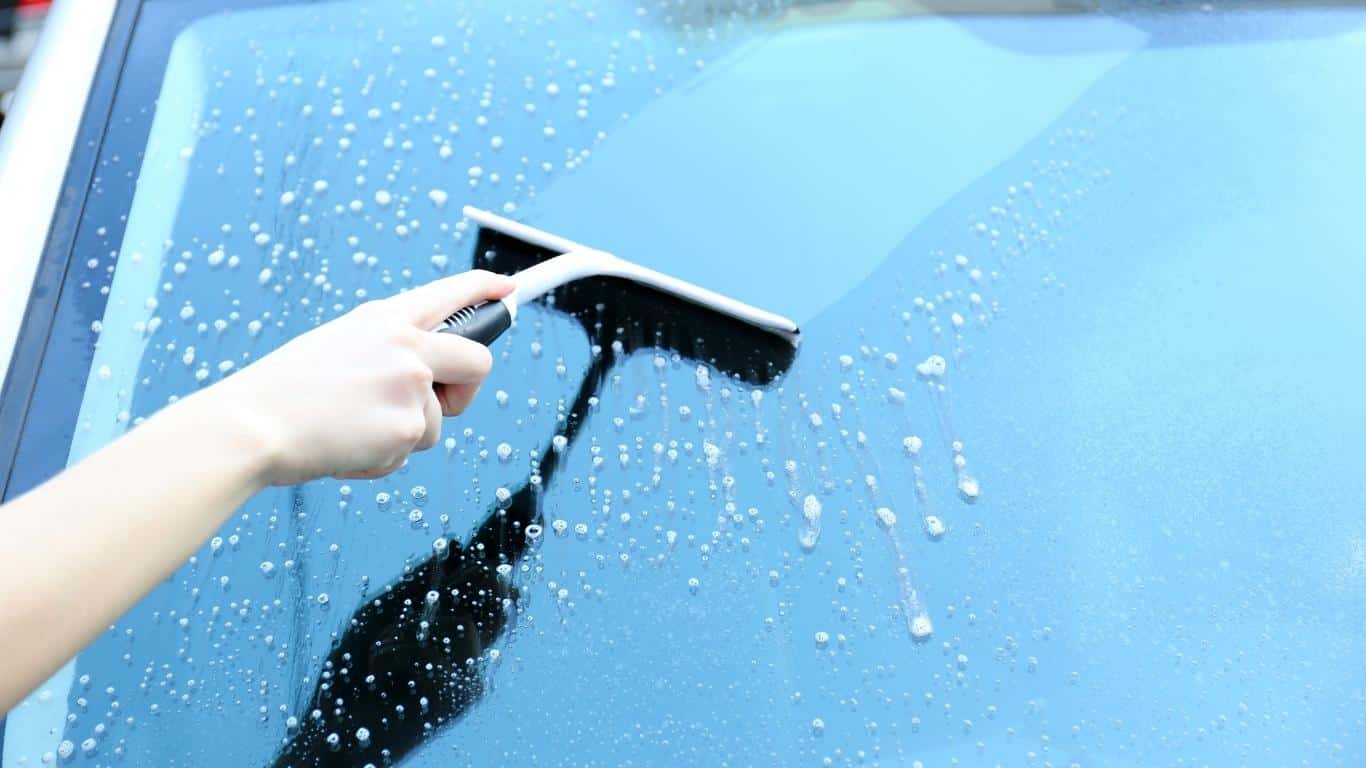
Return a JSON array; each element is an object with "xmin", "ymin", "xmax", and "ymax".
[
  {"xmin": 406, "ymin": 126, "xmax": 1103, "ymax": 754},
  {"xmin": 25, "ymin": 2, "xmax": 1351, "ymax": 767}
]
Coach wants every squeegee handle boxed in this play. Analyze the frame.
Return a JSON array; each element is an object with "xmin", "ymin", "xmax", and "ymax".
[{"xmin": 435, "ymin": 298, "xmax": 514, "ymax": 346}]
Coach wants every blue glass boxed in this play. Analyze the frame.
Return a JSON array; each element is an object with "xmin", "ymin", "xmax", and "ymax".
[{"xmin": 4, "ymin": 3, "xmax": 1365, "ymax": 766}]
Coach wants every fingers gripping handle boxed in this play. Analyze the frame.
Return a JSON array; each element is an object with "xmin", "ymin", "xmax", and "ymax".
[{"xmin": 435, "ymin": 298, "xmax": 514, "ymax": 346}]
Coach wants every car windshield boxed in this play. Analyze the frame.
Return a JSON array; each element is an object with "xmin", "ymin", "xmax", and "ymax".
[{"xmin": 4, "ymin": 1, "xmax": 1366, "ymax": 766}]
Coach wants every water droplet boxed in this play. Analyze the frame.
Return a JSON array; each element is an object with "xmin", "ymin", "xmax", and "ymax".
[
  {"xmin": 801, "ymin": 495, "xmax": 821, "ymax": 520},
  {"xmin": 916, "ymin": 354, "xmax": 947, "ymax": 378},
  {"xmin": 957, "ymin": 475, "xmax": 980, "ymax": 503},
  {"xmin": 910, "ymin": 613, "xmax": 933, "ymax": 641},
  {"xmin": 875, "ymin": 507, "xmax": 897, "ymax": 529},
  {"xmin": 798, "ymin": 494, "xmax": 822, "ymax": 552},
  {"xmin": 924, "ymin": 516, "xmax": 946, "ymax": 539},
  {"xmin": 694, "ymin": 365, "xmax": 711, "ymax": 391}
]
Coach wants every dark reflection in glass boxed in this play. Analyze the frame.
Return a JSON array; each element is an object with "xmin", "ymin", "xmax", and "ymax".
[{"xmin": 269, "ymin": 233, "xmax": 797, "ymax": 767}]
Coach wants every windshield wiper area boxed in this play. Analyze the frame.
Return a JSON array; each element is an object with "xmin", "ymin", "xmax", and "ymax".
[{"xmin": 268, "ymin": 232, "xmax": 798, "ymax": 767}]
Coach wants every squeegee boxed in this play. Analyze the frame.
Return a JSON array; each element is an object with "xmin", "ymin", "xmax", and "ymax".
[{"xmin": 435, "ymin": 206, "xmax": 800, "ymax": 346}]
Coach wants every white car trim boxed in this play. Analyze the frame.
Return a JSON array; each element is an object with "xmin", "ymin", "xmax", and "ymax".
[{"xmin": 0, "ymin": 0, "xmax": 118, "ymax": 393}]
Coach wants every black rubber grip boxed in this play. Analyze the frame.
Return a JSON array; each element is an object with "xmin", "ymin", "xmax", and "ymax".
[{"xmin": 436, "ymin": 300, "xmax": 513, "ymax": 346}]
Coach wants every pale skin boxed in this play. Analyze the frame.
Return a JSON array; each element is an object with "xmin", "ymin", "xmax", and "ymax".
[{"xmin": 0, "ymin": 269, "xmax": 514, "ymax": 714}]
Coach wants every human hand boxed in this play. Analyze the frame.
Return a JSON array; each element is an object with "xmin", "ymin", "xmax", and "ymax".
[{"xmin": 201, "ymin": 270, "xmax": 514, "ymax": 486}]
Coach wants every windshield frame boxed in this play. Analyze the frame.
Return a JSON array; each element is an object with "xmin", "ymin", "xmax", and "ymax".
[
  {"xmin": 0, "ymin": 0, "xmax": 300, "ymax": 505},
  {"xmin": 0, "ymin": 0, "xmax": 121, "ymax": 498},
  {"xmin": 0, "ymin": 4, "xmax": 285, "ymax": 751}
]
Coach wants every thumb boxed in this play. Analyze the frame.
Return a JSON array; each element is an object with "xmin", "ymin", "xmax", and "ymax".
[{"xmin": 385, "ymin": 269, "xmax": 515, "ymax": 328}]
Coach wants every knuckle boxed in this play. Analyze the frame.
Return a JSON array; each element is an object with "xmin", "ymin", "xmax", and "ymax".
[
  {"xmin": 387, "ymin": 323, "xmax": 420, "ymax": 349},
  {"xmin": 417, "ymin": 426, "xmax": 440, "ymax": 451},
  {"xmin": 391, "ymin": 356, "xmax": 432, "ymax": 389},
  {"xmin": 408, "ymin": 363, "xmax": 434, "ymax": 389},
  {"xmin": 398, "ymin": 415, "xmax": 426, "ymax": 446}
]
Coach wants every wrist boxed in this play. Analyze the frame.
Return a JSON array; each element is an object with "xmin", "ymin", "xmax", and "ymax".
[{"xmin": 155, "ymin": 386, "xmax": 283, "ymax": 492}]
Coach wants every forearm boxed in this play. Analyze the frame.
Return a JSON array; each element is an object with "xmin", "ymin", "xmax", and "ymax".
[
  {"xmin": 0, "ymin": 393, "xmax": 271, "ymax": 713},
  {"xmin": 0, "ymin": 270, "xmax": 509, "ymax": 714}
]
